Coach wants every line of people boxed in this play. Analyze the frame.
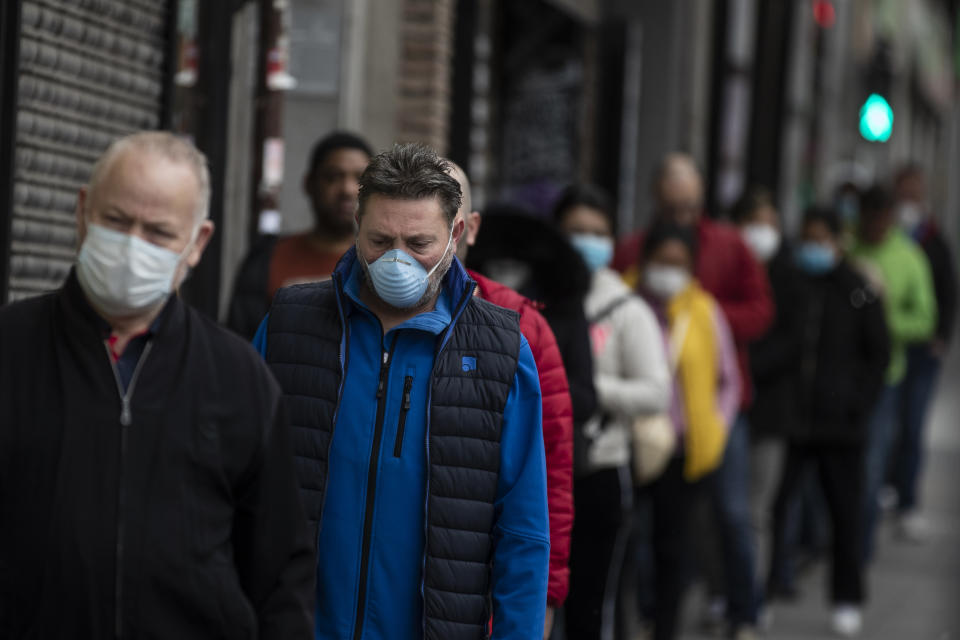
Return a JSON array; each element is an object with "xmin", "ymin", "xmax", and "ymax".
[{"xmin": 1, "ymin": 127, "xmax": 954, "ymax": 640}]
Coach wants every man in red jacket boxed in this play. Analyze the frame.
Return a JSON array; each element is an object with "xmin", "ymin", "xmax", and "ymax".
[
  {"xmin": 616, "ymin": 154, "xmax": 774, "ymax": 637},
  {"xmin": 450, "ymin": 163, "xmax": 574, "ymax": 639}
]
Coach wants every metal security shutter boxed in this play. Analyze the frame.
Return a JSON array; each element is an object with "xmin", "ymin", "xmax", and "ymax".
[{"xmin": 8, "ymin": 0, "xmax": 169, "ymax": 301}]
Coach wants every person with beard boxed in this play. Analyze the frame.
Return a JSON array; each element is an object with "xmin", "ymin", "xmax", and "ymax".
[
  {"xmin": 252, "ymin": 143, "xmax": 550, "ymax": 639},
  {"xmin": 227, "ymin": 131, "xmax": 373, "ymax": 338}
]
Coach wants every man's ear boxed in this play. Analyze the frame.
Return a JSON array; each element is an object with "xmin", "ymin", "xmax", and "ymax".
[
  {"xmin": 185, "ymin": 220, "xmax": 215, "ymax": 269},
  {"xmin": 465, "ymin": 211, "xmax": 481, "ymax": 247},
  {"xmin": 451, "ymin": 215, "xmax": 466, "ymax": 247}
]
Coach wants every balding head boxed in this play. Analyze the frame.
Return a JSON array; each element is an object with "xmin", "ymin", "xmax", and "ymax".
[
  {"xmin": 88, "ymin": 131, "xmax": 211, "ymax": 224},
  {"xmin": 653, "ymin": 152, "xmax": 704, "ymax": 227},
  {"xmin": 446, "ymin": 160, "xmax": 481, "ymax": 262}
]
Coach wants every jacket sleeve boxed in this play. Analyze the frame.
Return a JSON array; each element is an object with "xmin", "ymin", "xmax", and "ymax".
[
  {"xmin": 233, "ymin": 394, "xmax": 315, "ymax": 638},
  {"xmin": 492, "ymin": 337, "xmax": 550, "ymax": 639},
  {"xmin": 523, "ymin": 308, "xmax": 574, "ymax": 608},
  {"xmin": 227, "ymin": 236, "xmax": 278, "ymax": 341},
  {"xmin": 887, "ymin": 248, "xmax": 937, "ymax": 344},
  {"xmin": 716, "ymin": 238, "xmax": 775, "ymax": 344},
  {"xmin": 594, "ymin": 298, "xmax": 672, "ymax": 416},
  {"xmin": 713, "ymin": 307, "xmax": 742, "ymax": 428}
]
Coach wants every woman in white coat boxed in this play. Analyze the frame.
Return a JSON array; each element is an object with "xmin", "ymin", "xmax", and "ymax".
[{"xmin": 555, "ymin": 185, "xmax": 672, "ymax": 640}]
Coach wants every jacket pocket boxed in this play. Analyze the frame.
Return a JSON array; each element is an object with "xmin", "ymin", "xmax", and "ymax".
[{"xmin": 393, "ymin": 375, "xmax": 414, "ymax": 458}]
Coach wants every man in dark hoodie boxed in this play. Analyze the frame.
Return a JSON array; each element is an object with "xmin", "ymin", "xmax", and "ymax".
[{"xmin": 0, "ymin": 132, "xmax": 314, "ymax": 638}]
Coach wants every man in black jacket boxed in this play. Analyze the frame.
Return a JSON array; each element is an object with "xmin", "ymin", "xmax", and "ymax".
[
  {"xmin": 890, "ymin": 165, "xmax": 958, "ymax": 541},
  {"xmin": 227, "ymin": 132, "xmax": 373, "ymax": 339},
  {"xmin": 766, "ymin": 208, "xmax": 890, "ymax": 637},
  {"xmin": 0, "ymin": 132, "xmax": 314, "ymax": 638}
]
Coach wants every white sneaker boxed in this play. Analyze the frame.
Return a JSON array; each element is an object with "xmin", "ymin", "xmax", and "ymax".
[
  {"xmin": 896, "ymin": 512, "xmax": 931, "ymax": 543},
  {"xmin": 831, "ymin": 604, "xmax": 862, "ymax": 637}
]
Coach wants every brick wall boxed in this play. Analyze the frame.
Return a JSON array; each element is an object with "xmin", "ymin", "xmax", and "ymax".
[{"xmin": 395, "ymin": 0, "xmax": 455, "ymax": 154}]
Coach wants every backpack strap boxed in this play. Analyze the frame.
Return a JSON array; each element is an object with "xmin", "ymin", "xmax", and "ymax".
[{"xmin": 588, "ymin": 294, "xmax": 632, "ymax": 325}]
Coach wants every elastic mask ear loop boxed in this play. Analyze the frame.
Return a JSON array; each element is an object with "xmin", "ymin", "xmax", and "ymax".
[{"xmin": 425, "ymin": 228, "xmax": 454, "ymax": 278}]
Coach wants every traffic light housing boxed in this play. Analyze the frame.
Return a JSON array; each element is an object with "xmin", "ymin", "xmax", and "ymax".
[{"xmin": 859, "ymin": 41, "xmax": 894, "ymax": 143}]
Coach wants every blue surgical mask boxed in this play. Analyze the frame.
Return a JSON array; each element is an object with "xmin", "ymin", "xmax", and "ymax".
[
  {"xmin": 836, "ymin": 193, "xmax": 859, "ymax": 225},
  {"xmin": 795, "ymin": 242, "xmax": 837, "ymax": 275},
  {"xmin": 570, "ymin": 233, "xmax": 613, "ymax": 272},
  {"xmin": 362, "ymin": 231, "xmax": 453, "ymax": 309}
]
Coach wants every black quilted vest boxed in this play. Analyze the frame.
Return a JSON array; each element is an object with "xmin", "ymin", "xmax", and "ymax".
[{"xmin": 264, "ymin": 275, "xmax": 521, "ymax": 640}]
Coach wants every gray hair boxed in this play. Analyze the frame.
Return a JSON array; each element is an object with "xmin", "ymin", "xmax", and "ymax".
[
  {"xmin": 358, "ymin": 143, "xmax": 462, "ymax": 225},
  {"xmin": 88, "ymin": 131, "xmax": 211, "ymax": 223}
]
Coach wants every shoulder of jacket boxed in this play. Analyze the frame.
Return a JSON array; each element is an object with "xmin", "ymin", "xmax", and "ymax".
[
  {"xmin": 272, "ymin": 279, "xmax": 337, "ymax": 307},
  {"xmin": 467, "ymin": 295, "xmax": 522, "ymax": 326}
]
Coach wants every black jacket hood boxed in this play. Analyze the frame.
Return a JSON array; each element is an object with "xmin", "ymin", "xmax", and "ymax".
[{"xmin": 466, "ymin": 205, "xmax": 591, "ymax": 307}]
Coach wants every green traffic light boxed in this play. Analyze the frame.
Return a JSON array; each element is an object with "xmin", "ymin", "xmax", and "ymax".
[{"xmin": 859, "ymin": 93, "xmax": 893, "ymax": 142}]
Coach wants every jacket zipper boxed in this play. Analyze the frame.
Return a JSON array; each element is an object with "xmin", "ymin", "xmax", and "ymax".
[
  {"xmin": 103, "ymin": 340, "xmax": 153, "ymax": 639},
  {"xmin": 353, "ymin": 332, "xmax": 399, "ymax": 640},
  {"xmin": 393, "ymin": 375, "xmax": 414, "ymax": 458}
]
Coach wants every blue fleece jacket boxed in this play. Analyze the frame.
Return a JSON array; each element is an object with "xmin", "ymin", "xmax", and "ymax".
[{"xmin": 254, "ymin": 251, "xmax": 549, "ymax": 639}]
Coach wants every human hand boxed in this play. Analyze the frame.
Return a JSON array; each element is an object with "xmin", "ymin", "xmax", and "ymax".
[{"xmin": 543, "ymin": 607, "xmax": 555, "ymax": 639}]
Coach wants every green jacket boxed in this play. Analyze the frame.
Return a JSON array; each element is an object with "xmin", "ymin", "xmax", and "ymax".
[{"xmin": 850, "ymin": 229, "xmax": 937, "ymax": 384}]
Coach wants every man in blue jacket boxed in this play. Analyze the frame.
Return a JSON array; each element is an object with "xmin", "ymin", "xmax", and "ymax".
[{"xmin": 253, "ymin": 142, "xmax": 549, "ymax": 639}]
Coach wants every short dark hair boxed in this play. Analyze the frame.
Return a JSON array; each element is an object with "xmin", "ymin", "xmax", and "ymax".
[
  {"xmin": 730, "ymin": 186, "xmax": 774, "ymax": 224},
  {"xmin": 358, "ymin": 143, "xmax": 462, "ymax": 224},
  {"xmin": 307, "ymin": 131, "xmax": 374, "ymax": 175},
  {"xmin": 802, "ymin": 207, "xmax": 842, "ymax": 236},
  {"xmin": 553, "ymin": 183, "xmax": 614, "ymax": 228},
  {"xmin": 859, "ymin": 185, "xmax": 894, "ymax": 218},
  {"xmin": 643, "ymin": 221, "xmax": 698, "ymax": 263}
]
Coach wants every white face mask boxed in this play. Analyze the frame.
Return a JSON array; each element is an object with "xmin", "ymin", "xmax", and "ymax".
[
  {"xmin": 76, "ymin": 223, "xmax": 194, "ymax": 317},
  {"xmin": 645, "ymin": 264, "xmax": 690, "ymax": 300},
  {"xmin": 895, "ymin": 201, "xmax": 923, "ymax": 232},
  {"xmin": 742, "ymin": 223, "xmax": 781, "ymax": 263}
]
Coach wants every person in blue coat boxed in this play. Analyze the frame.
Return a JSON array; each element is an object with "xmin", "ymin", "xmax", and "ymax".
[{"xmin": 253, "ymin": 142, "xmax": 549, "ymax": 640}]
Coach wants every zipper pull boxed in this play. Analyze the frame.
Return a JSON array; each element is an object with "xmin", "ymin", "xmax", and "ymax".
[
  {"xmin": 402, "ymin": 376, "xmax": 413, "ymax": 410},
  {"xmin": 120, "ymin": 396, "xmax": 132, "ymax": 427},
  {"xmin": 376, "ymin": 350, "xmax": 389, "ymax": 399}
]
